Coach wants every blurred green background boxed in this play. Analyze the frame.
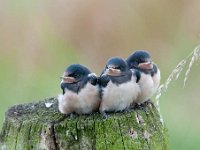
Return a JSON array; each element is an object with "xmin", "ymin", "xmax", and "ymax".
[{"xmin": 0, "ymin": 0, "xmax": 200, "ymax": 149}]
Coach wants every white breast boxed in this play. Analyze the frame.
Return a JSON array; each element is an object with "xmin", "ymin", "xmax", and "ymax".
[
  {"xmin": 152, "ymin": 68, "xmax": 161, "ymax": 93},
  {"xmin": 136, "ymin": 73, "xmax": 154, "ymax": 103},
  {"xmin": 136, "ymin": 69, "xmax": 160, "ymax": 104},
  {"xmin": 58, "ymin": 83, "xmax": 100, "ymax": 115},
  {"xmin": 100, "ymin": 76, "xmax": 140, "ymax": 113}
]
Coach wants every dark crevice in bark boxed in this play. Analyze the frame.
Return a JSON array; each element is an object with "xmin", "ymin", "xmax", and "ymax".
[
  {"xmin": 52, "ymin": 124, "xmax": 59, "ymax": 150},
  {"xmin": 76, "ymin": 121, "xmax": 81, "ymax": 150},
  {"xmin": 27, "ymin": 124, "xmax": 32, "ymax": 150},
  {"xmin": 92, "ymin": 115, "xmax": 96, "ymax": 150},
  {"xmin": 28, "ymin": 124, "xmax": 32, "ymax": 149},
  {"xmin": 44, "ymin": 124, "xmax": 59, "ymax": 150}
]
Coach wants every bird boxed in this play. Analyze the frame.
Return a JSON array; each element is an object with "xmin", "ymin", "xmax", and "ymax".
[
  {"xmin": 58, "ymin": 64, "xmax": 101, "ymax": 115},
  {"xmin": 126, "ymin": 50, "xmax": 161, "ymax": 105},
  {"xmin": 99, "ymin": 57, "xmax": 141, "ymax": 117}
]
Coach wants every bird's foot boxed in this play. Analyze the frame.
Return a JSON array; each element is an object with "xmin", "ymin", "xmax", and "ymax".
[
  {"xmin": 135, "ymin": 103, "xmax": 149, "ymax": 115},
  {"xmin": 124, "ymin": 107, "xmax": 132, "ymax": 113},
  {"xmin": 101, "ymin": 111, "xmax": 109, "ymax": 119},
  {"xmin": 68, "ymin": 113, "xmax": 77, "ymax": 119},
  {"xmin": 90, "ymin": 111, "xmax": 99, "ymax": 115},
  {"xmin": 129, "ymin": 103, "xmax": 137, "ymax": 109},
  {"xmin": 144, "ymin": 99, "xmax": 155, "ymax": 107}
]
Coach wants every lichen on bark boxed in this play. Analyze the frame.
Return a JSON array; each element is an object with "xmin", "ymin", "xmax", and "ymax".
[{"xmin": 0, "ymin": 97, "xmax": 168, "ymax": 150}]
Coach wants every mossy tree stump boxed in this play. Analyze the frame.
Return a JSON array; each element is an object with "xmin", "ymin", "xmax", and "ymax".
[{"xmin": 0, "ymin": 97, "xmax": 168, "ymax": 150}]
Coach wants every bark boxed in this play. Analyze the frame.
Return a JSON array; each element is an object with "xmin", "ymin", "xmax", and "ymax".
[{"xmin": 0, "ymin": 97, "xmax": 168, "ymax": 150}]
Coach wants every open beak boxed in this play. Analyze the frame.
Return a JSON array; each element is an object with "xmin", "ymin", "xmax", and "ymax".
[
  {"xmin": 138, "ymin": 61, "xmax": 153, "ymax": 70},
  {"xmin": 104, "ymin": 67, "xmax": 121, "ymax": 76},
  {"xmin": 60, "ymin": 76, "xmax": 76, "ymax": 83}
]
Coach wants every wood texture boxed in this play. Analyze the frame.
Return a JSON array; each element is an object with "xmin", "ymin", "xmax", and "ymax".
[{"xmin": 0, "ymin": 97, "xmax": 168, "ymax": 150}]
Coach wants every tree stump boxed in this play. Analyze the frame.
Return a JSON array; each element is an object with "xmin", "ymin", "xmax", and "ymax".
[{"xmin": 0, "ymin": 97, "xmax": 168, "ymax": 150}]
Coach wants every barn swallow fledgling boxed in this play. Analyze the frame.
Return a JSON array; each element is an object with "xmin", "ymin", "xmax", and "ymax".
[
  {"xmin": 126, "ymin": 50, "xmax": 161, "ymax": 105},
  {"xmin": 99, "ymin": 57, "xmax": 141, "ymax": 117},
  {"xmin": 58, "ymin": 64, "xmax": 101, "ymax": 115}
]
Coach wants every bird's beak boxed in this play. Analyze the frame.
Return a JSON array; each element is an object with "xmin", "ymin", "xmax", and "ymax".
[
  {"xmin": 138, "ymin": 61, "xmax": 153, "ymax": 70},
  {"xmin": 60, "ymin": 76, "xmax": 76, "ymax": 83},
  {"xmin": 105, "ymin": 66, "xmax": 121, "ymax": 76}
]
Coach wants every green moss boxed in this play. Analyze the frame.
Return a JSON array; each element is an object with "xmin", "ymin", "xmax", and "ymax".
[
  {"xmin": 0, "ymin": 97, "xmax": 168, "ymax": 150},
  {"xmin": 16, "ymin": 121, "xmax": 32, "ymax": 149},
  {"xmin": 95, "ymin": 115, "xmax": 107, "ymax": 150},
  {"xmin": 5, "ymin": 121, "xmax": 21, "ymax": 150},
  {"xmin": 29, "ymin": 121, "xmax": 43, "ymax": 149}
]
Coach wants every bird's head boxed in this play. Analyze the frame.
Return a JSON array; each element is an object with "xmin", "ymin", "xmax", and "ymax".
[
  {"xmin": 60, "ymin": 64, "xmax": 91, "ymax": 94},
  {"xmin": 126, "ymin": 50, "xmax": 153, "ymax": 70},
  {"xmin": 60, "ymin": 64, "xmax": 91, "ymax": 84},
  {"xmin": 104, "ymin": 57, "xmax": 128, "ymax": 77}
]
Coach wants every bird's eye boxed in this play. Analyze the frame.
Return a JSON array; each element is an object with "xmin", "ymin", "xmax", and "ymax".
[
  {"xmin": 140, "ymin": 59, "xmax": 145, "ymax": 63},
  {"xmin": 115, "ymin": 66, "xmax": 120, "ymax": 70},
  {"xmin": 68, "ymin": 74, "xmax": 73, "ymax": 77},
  {"xmin": 74, "ymin": 74, "xmax": 80, "ymax": 78}
]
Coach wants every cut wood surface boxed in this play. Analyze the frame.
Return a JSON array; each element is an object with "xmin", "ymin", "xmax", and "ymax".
[{"xmin": 0, "ymin": 97, "xmax": 168, "ymax": 150}]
